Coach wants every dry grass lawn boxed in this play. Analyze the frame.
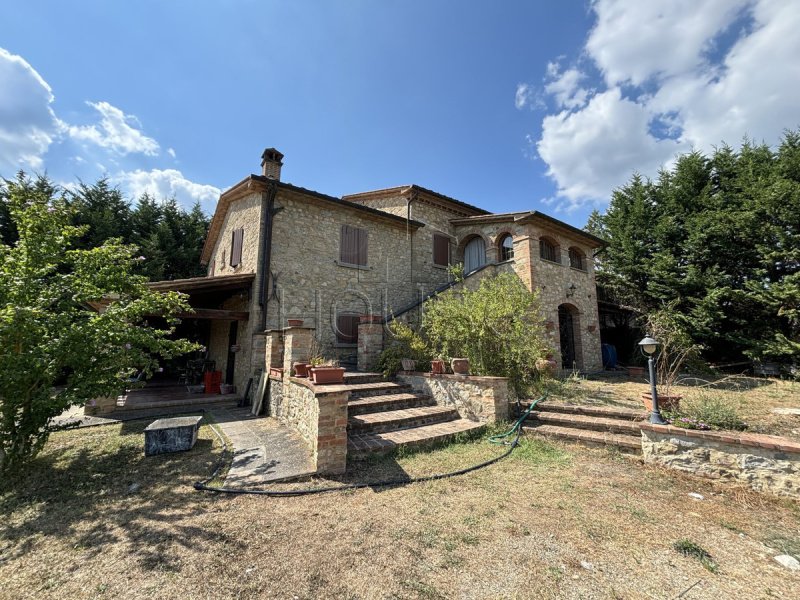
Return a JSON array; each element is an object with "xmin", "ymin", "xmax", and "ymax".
[{"xmin": 1, "ymin": 414, "xmax": 799, "ymax": 599}]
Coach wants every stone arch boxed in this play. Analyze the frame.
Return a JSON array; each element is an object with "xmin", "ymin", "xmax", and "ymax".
[
  {"xmin": 456, "ymin": 233, "xmax": 490, "ymax": 274},
  {"xmin": 496, "ymin": 231, "xmax": 515, "ymax": 262},
  {"xmin": 557, "ymin": 302, "xmax": 583, "ymax": 370}
]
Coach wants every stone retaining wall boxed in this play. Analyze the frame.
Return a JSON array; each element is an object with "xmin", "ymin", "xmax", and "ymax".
[
  {"xmin": 267, "ymin": 375, "xmax": 348, "ymax": 475},
  {"xmin": 640, "ymin": 424, "xmax": 800, "ymax": 499},
  {"xmin": 397, "ymin": 372, "xmax": 509, "ymax": 423}
]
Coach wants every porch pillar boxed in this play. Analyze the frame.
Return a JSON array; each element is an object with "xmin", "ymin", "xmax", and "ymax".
[
  {"xmin": 264, "ymin": 330, "xmax": 284, "ymax": 370},
  {"xmin": 357, "ymin": 315, "xmax": 384, "ymax": 372},
  {"xmin": 283, "ymin": 326, "xmax": 314, "ymax": 375}
]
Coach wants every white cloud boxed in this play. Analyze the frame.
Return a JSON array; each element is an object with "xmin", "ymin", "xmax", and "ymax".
[
  {"xmin": 515, "ymin": 83, "xmax": 533, "ymax": 110},
  {"xmin": 537, "ymin": 88, "xmax": 686, "ymax": 208},
  {"xmin": 532, "ymin": 0, "xmax": 800, "ymax": 209},
  {"xmin": 68, "ymin": 101, "xmax": 159, "ymax": 156},
  {"xmin": 544, "ymin": 63, "xmax": 589, "ymax": 109},
  {"xmin": 586, "ymin": 0, "xmax": 751, "ymax": 86},
  {"xmin": 0, "ymin": 47, "xmax": 63, "ymax": 174},
  {"xmin": 167, "ymin": 147, "xmax": 176, "ymax": 158},
  {"xmin": 113, "ymin": 168, "xmax": 220, "ymax": 212}
]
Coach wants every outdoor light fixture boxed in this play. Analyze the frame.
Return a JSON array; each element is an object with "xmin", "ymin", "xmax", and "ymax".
[
  {"xmin": 639, "ymin": 335, "xmax": 666, "ymax": 424},
  {"xmin": 566, "ymin": 283, "xmax": 577, "ymax": 298}
]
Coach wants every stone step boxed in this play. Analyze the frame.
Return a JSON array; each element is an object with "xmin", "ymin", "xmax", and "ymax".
[
  {"xmin": 97, "ymin": 399, "xmax": 240, "ymax": 421},
  {"xmin": 532, "ymin": 402, "xmax": 646, "ymax": 421},
  {"xmin": 348, "ymin": 393, "xmax": 435, "ymax": 416},
  {"xmin": 341, "ymin": 381, "xmax": 412, "ymax": 399},
  {"xmin": 348, "ymin": 405, "xmax": 459, "ymax": 434},
  {"xmin": 349, "ymin": 418, "xmax": 485, "ymax": 457},
  {"xmin": 526, "ymin": 411, "xmax": 643, "ymax": 435},
  {"xmin": 343, "ymin": 371, "xmax": 385, "ymax": 385},
  {"xmin": 523, "ymin": 424, "xmax": 641, "ymax": 452}
]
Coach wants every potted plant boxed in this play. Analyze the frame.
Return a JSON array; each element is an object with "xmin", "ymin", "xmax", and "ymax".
[
  {"xmin": 308, "ymin": 361, "xmax": 345, "ymax": 384},
  {"xmin": 431, "ymin": 358, "xmax": 445, "ymax": 374},
  {"xmin": 293, "ymin": 362, "xmax": 310, "ymax": 377},
  {"xmin": 401, "ymin": 358, "xmax": 416, "ymax": 372},
  {"xmin": 269, "ymin": 367, "xmax": 284, "ymax": 378},
  {"xmin": 287, "ymin": 318, "xmax": 304, "ymax": 327},
  {"xmin": 450, "ymin": 357, "xmax": 470, "ymax": 375},
  {"xmin": 627, "ymin": 365, "xmax": 645, "ymax": 379},
  {"xmin": 535, "ymin": 354, "xmax": 558, "ymax": 376},
  {"xmin": 640, "ymin": 392, "xmax": 681, "ymax": 412}
]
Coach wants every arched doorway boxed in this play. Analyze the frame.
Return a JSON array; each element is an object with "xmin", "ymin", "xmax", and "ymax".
[
  {"xmin": 558, "ymin": 304, "xmax": 582, "ymax": 370},
  {"xmin": 464, "ymin": 236, "xmax": 486, "ymax": 274}
]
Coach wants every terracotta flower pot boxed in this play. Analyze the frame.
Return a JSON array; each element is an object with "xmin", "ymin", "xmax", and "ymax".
[
  {"xmin": 431, "ymin": 359, "xmax": 445, "ymax": 375},
  {"xmin": 287, "ymin": 319, "xmax": 304, "ymax": 327},
  {"xmin": 450, "ymin": 358, "xmax": 470, "ymax": 375},
  {"xmin": 293, "ymin": 362, "xmax": 310, "ymax": 377},
  {"xmin": 269, "ymin": 367, "xmax": 284, "ymax": 379},
  {"xmin": 308, "ymin": 366, "xmax": 345, "ymax": 385},
  {"xmin": 641, "ymin": 392, "xmax": 682, "ymax": 412},
  {"xmin": 535, "ymin": 358, "xmax": 558, "ymax": 375}
]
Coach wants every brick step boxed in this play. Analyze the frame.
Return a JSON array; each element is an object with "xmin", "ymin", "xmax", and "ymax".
[
  {"xmin": 343, "ymin": 371, "xmax": 385, "ymax": 385},
  {"xmin": 348, "ymin": 405, "xmax": 459, "ymax": 434},
  {"xmin": 97, "ymin": 400, "xmax": 240, "ymax": 420},
  {"xmin": 349, "ymin": 418, "xmax": 485, "ymax": 457},
  {"xmin": 526, "ymin": 411, "xmax": 643, "ymax": 435},
  {"xmin": 531, "ymin": 402, "xmax": 646, "ymax": 421},
  {"xmin": 341, "ymin": 381, "xmax": 412, "ymax": 399},
  {"xmin": 348, "ymin": 393, "xmax": 435, "ymax": 416},
  {"xmin": 523, "ymin": 424, "xmax": 641, "ymax": 452}
]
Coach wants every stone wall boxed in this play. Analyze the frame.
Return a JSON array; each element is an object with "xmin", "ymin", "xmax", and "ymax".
[
  {"xmin": 397, "ymin": 372, "xmax": 509, "ymax": 423},
  {"xmin": 206, "ymin": 191, "xmax": 262, "ymax": 278},
  {"xmin": 265, "ymin": 375, "xmax": 348, "ymax": 475},
  {"xmin": 640, "ymin": 424, "xmax": 800, "ymax": 499}
]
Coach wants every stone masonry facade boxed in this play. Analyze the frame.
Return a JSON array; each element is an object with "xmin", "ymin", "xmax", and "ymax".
[{"xmin": 193, "ymin": 151, "xmax": 605, "ymax": 393}]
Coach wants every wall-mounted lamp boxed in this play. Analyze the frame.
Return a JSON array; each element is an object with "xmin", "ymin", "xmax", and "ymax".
[{"xmin": 566, "ymin": 283, "xmax": 577, "ymax": 298}]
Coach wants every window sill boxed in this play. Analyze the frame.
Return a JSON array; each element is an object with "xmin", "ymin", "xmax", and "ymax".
[
  {"xmin": 539, "ymin": 258, "xmax": 562, "ymax": 266},
  {"xmin": 497, "ymin": 258, "xmax": 515, "ymax": 265},
  {"xmin": 333, "ymin": 342, "xmax": 358, "ymax": 348},
  {"xmin": 570, "ymin": 266, "xmax": 588, "ymax": 274},
  {"xmin": 432, "ymin": 263, "xmax": 450, "ymax": 270},
  {"xmin": 336, "ymin": 260, "xmax": 371, "ymax": 271}
]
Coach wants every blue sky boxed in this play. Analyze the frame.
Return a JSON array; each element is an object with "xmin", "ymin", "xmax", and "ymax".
[{"xmin": 2, "ymin": 1, "xmax": 799, "ymax": 228}]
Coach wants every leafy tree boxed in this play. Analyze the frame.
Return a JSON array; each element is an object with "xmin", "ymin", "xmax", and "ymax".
[
  {"xmin": 592, "ymin": 130, "xmax": 800, "ymax": 364},
  {"xmin": 0, "ymin": 174, "xmax": 197, "ymax": 475},
  {"xmin": 421, "ymin": 272, "xmax": 549, "ymax": 394}
]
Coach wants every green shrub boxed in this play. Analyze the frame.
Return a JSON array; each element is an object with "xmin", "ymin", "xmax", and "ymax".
[
  {"xmin": 673, "ymin": 539, "xmax": 717, "ymax": 573},
  {"xmin": 422, "ymin": 272, "xmax": 550, "ymax": 395},
  {"xmin": 376, "ymin": 321, "xmax": 432, "ymax": 378}
]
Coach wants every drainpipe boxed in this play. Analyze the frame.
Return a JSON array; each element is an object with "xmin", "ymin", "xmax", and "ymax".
[
  {"xmin": 405, "ymin": 188, "xmax": 418, "ymax": 288},
  {"xmin": 258, "ymin": 181, "xmax": 279, "ymax": 331}
]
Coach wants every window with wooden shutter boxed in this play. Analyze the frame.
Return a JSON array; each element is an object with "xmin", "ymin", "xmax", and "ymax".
[
  {"xmin": 230, "ymin": 227, "xmax": 244, "ymax": 267},
  {"xmin": 336, "ymin": 314, "xmax": 359, "ymax": 344},
  {"xmin": 340, "ymin": 225, "xmax": 368, "ymax": 266},
  {"xmin": 433, "ymin": 234, "xmax": 450, "ymax": 266}
]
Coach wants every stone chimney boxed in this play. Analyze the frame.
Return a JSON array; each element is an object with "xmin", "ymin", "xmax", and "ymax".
[{"xmin": 261, "ymin": 148, "xmax": 284, "ymax": 180}]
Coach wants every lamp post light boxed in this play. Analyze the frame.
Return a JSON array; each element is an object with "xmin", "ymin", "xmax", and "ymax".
[{"xmin": 639, "ymin": 335, "xmax": 666, "ymax": 425}]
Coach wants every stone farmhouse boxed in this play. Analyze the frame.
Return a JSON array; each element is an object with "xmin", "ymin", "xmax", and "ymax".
[{"xmin": 150, "ymin": 148, "xmax": 604, "ymax": 396}]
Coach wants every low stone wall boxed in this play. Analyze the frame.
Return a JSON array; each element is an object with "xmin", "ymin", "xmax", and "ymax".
[
  {"xmin": 267, "ymin": 375, "xmax": 348, "ymax": 475},
  {"xmin": 397, "ymin": 372, "xmax": 509, "ymax": 423},
  {"xmin": 640, "ymin": 424, "xmax": 800, "ymax": 499}
]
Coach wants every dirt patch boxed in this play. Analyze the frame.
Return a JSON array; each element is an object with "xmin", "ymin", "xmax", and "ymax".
[{"xmin": 1, "ymin": 419, "xmax": 799, "ymax": 599}]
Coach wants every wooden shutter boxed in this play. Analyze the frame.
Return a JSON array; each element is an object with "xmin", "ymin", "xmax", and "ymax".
[
  {"xmin": 230, "ymin": 228, "xmax": 244, "ymax": 267},
  {"xmin": 336, "ymin": 314, "xmax": 359, "ymax": 344},
  {"xmin": 340, "ymin": 225, "xmax": 367, "ymax": 266},
  {"xmin": 433, "ymin": 234, "xmax": 449, "ymax": 266}
]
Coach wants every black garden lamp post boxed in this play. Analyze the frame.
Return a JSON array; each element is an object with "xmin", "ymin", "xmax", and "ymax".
[{"xmin": 639, "ymin": 335, "xmax": 666, "ymax": 425}]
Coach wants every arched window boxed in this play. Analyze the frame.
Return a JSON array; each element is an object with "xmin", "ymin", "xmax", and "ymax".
[
  {"xmin": 499, "ymin": 234, "xmax": 514, "ymax": 261},
  {"xmin": 539, "ymin": 237, "xmax": 559, "ymax": 263},
  {"xmin": 463, "ymin": 236, "xmax": 487, "ymax": 273},
  {"xmin": 569, "ymin": 247, "xmax": 586, "ymax": 271}
]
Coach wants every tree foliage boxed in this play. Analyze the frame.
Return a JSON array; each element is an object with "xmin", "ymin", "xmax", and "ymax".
[
  {"xmin": 422, "ymin": 273, "xmax": 549, "ymax": 394},
  {"xmin": 0, "ymin": 174, "xmax": 198, "ymax": 475},
  {"xmin": 0, "ymin": 175, "xmax": 210, "ymax": 281},
  {"xmin": 591, "ymin": 131, "xmax": 800, "ymax": 364}
]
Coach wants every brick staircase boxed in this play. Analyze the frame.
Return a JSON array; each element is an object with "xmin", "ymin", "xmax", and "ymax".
[
  {"xmin": 344, "ymin": 372, "xmax": 484, "ymax": 457},
  {"xmin": 522, "ymin": 401, "xmax": 646, "ymax": 453}
]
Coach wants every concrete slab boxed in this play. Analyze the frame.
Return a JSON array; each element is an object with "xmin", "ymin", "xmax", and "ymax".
[
  {"xmin": 210, "ymin": 407, "xmax": 315, "ymax": 486},
  {"xmin": 772, "ymin": 408, "xmax": 800, "ymax": 416},
  {"xmin": 144, "ymin": 415, "xmax": 203, "ymax": 456}
]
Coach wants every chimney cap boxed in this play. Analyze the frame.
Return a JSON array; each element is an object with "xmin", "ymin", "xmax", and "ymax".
[{"xmin": 261, "ymin": 147, "xmax": 284, "ymax": 165}]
